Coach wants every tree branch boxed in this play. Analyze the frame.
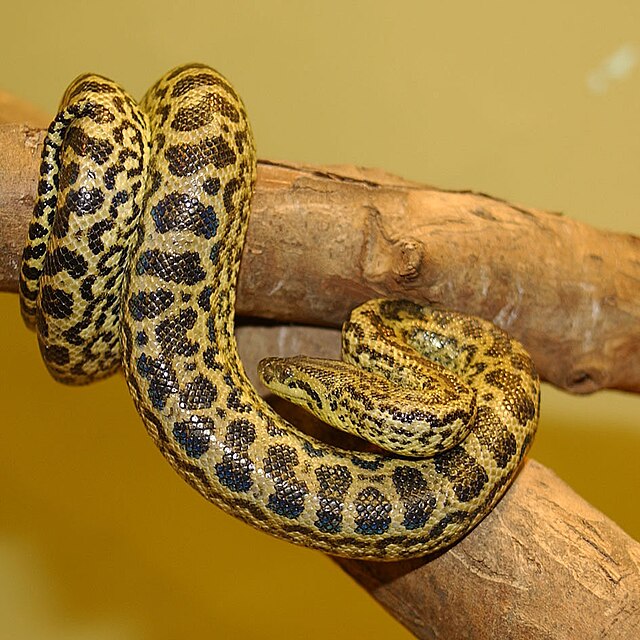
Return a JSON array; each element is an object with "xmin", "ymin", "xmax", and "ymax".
[
  {"xmin": 2, "ymin": 123, "xmax": 639, "ymax": 394},
  {"xmin": 2, "ymin": 100, "xmax": 639, "ymax": 639}
]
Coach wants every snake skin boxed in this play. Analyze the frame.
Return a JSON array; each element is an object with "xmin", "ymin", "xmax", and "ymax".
[{"xmin": 20, "ymin": 63, "xmax": 540, "ymax": 560}]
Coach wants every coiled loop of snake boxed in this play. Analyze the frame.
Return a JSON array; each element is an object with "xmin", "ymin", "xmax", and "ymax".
[{"xmin": 20, "ymin": 63, "xmax": 539, "ymax": 560}]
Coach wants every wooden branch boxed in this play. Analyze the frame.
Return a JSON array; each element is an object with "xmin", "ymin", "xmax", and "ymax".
[
  {"xmin": 2, "ymin": 100, "xmax": 639, "ymax": 638},
  {"xmin": 1, "ymin": 122, "xmax": 639, "ymax": 396}
]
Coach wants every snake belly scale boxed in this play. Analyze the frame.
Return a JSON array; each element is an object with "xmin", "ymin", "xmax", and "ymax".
[{"xmin": 20, "ymin": 64, "xmax": 539, "ymax": 560}]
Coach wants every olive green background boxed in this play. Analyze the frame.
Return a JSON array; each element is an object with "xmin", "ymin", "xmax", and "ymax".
[{"xmin": 1, "ymin": 2, "xmax": 639, "ymax": 638}]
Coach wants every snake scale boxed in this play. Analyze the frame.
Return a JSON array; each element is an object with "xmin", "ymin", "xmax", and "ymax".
[{"xmin": 20, "ymin": 64, "xmax": 539, "ymax": 560}]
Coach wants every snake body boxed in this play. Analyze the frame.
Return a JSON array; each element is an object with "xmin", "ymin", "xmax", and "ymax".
[{"xmin": 20, "ymin": 64, "xmax": 539, "ymax": 560}]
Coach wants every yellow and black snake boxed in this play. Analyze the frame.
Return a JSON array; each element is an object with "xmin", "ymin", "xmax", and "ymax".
[{"xmin": 20, "ymin": 64, "xmax": 539, "ymax": 560}]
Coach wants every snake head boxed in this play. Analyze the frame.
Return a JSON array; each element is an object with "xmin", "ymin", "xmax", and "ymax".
[
  {"xmin": 258, "ymin": 357, "xmax": 296, "ymax": 387},
  {"xmin": 257, "ymin": 356, "xmax": 331, "ymax": 405}
]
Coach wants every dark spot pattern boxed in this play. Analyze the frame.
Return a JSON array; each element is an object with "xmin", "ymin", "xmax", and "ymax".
[
  {"xmin": 202, "ymin": 347, "xmax": 221, "ymax": 371},
  {"xmin": 215, "ymin": 418, "xmax": 256, "ymax": 492},
  {"xmin": 19, "ymin": 266, "xmax": 41, "ymax": 298},
  {"xmin": 486, "ymin": 368, "xmax": 537, "ymax": 427},
  {"xmin": 59, "ymin": 161, "xmax": 79, "ymax": 190},
  {"xmin": 155, "ymin": 307, "xmax": 199, "ymax": 357},
  {"xmin": 65, "ymin": 125, "xmax": 114, "ymax": 164},
  {"xmin": 209, "ymin": 241, "xmax": 222, "ymax": 265},
  {"xmin": 226, "ymin": 382, "xmax": 253, "ymax": 413},
  {"xmin": 351, "ymin": 456, "xmax": 383, "ymax": 471},
  {"xmin": 434, "ymin": 446, "xmax": 488, "ymax": 502},
  {"xmin": 354, "ymin": 487, "xmax": 392, "ymax": 535},
  {"xmin": 128, "ymin": 289, "xmax": 175, "ymax": 320},
  {"xmin": 56, "ymin": 187, "xmax": 105, "ymax": 239},
  {"xmin": 108, "ymin": 189, "xmax": 130, "ymax": 217},
  {"xmin": 136, "ymin": 249, "xmax": 206, "ymax": 285},
  {"xmin": 173, "ymin": 416, "xmax": 213, "ymax": 458},
  {"xmin": 42, "ymin": 343, "xmax": 70, "ymax": 366},
  {"xmin": 64, "ymin": 186, "xmax": 104, "ymax": 216},
  {"xmin": 151, "ymin": 191, "xmax": 218, "ymax": 238},
  {"xmin": 510, "ymin": 351, "xmax": 537, "ymax": 378},
  {"xmin": 428, "ymin": 510, "xmax": 468, "ymax": 542},
  {"xmin": 79, "ymin": 275, "xmax": 97, "ymax": 302},
  {"xmin": 165, "ymin": 136, "xmax": 236, "ymax": 177},
  {"xmin": 95, "ymin": 245, "xmax": 128, "ymax": 279},
  {"xmin": 171, "ymin": 93, "xmax": 239, "ymax": 131},
  {"xmin": 180, "ymin": 374, "xmax": 217, "ymax": 409},
  {"xmin": 33, "ymin": 196, "xmax": 56, "ymax": 222},
  {"xmin": 484, "ymin": 332, "xmax": 514, "ymax": 358},
  {"xmin": 197, "ymin": 285, "xmax": 214, "ymax": 311},
  {"xmin": 202, "ymin": 177, "xmax": 220, "ymax": 195},
  {"xmin": 303, "ymin": 442, "xmax": 325, "ymax": 458},
  {"xmin": 474, "ymin": 406, "xmax": 517, "ymax": 469},
  {"xmin": 40, "ymin": 285, "xmax": 73, "ymax": 319},
  {"xmin": 222, "ymin": 177, "xmax": 242, "ymax": 215},
  {"xmin": 136, "ymin": 353, "xmax": 179, "ymax": 410},
  {"xmin": 314, "ymin": 464, "xmax": 353, "ymax": 533},
  {"xmin": 379, "ymin": 299, "xmax": 424, "ymax": 322},
  {"xmin": 87, "ymin": 218, "xmax": 115, "ymax": 255},
  {"xmin": 42, "ymin": 247, "xmax": 88, "ymax": 279},
  {"xmin": 170, "ymin": 71, "xmax": 239, "ymax": 102},
  {"xmin": 66, "ymin": 79, "xmax": 117, "ymax": 100},
  {"xmin": 264, "ymin": 444, "xmax": 308, "ymax": 519},
  {"xmin": 234, "ymin": 130, "xmax": 248, "ymax": 154},
  {"xmin": 392, "ymin": 466, "xmax": 436, "ymax": 530}
]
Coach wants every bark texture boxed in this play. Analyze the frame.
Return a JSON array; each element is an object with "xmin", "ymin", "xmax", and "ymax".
[
  {"xmin": 1, "ymin": 122, "xmax": 639, "ymax": 395},
  {"xmin": 2, "ymin": 98, "xmax": 639, "ymax": 639}
]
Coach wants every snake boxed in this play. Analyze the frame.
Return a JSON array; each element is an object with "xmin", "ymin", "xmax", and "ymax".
[{"xmin": 19, "ymin": 63, "xmax": 540, "ymax": 560}]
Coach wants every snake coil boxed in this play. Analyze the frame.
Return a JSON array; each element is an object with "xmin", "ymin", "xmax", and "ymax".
[{"xmin": 20, "ymin": 64, "xmax": 539, "ymax": 560}]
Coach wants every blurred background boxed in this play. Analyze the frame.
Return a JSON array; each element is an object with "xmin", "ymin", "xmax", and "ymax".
[{"xmin": 1, "ymin": 2, "xmax": 638, "ymax": 638}]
